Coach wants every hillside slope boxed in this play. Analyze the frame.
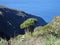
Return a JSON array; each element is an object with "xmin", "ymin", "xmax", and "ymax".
[
  {"xmin": 8, "ymin": 16, "xmax": 60, "ymax": 45},
  {"xmin": 0, "ymin": 6, "xmax": 47, "ymax": 39}
]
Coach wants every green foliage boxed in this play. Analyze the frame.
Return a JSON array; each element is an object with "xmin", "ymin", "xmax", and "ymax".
[
  {"xmin": 54, "ymin": 29, "xmax": 60, "ymax": 37},
  {"xmin": 33, "ymin": 24, "xmax": 53, "ymax": 38},
  {"xmin": 33, "ymin": 16, "xmax": 60, "ymax": 38},
  {"xmin": 43, "ymin": 35, "xmax": 60, "ymax": 45},
  {"xmin": 34, "ymin": 26, "xmax": 42, "ymax": 32},
  {"xmin": 42, "ymin": 25, "xmax": 52, "ymax": 30},
  {"xmin": 33, "ymin": 31, "xmax": 40, "ymax": 38},
  {"xmin": 0, "ymin": 38, "xmax": 8, "ymax": 45},
  {"xmin": 0, "ymin": 41, "xmax": 3, "ymax": 45},
  {"xmin": 33, "ymin": 23, "xmax": 60, "ymax": 38},
  {"xmin": 9, "ymin": 33, "xmax": 34, "ymax": 45},
  {"xmin": 20, "ymin": 18, "xmax": 37, "ymax": 29}
]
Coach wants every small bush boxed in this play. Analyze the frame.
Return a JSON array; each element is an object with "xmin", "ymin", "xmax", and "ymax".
[
  {"xmin": 0, "ymin": 38, "xmax": 8, "ymax": 45},
  {"xmin": 43, "ymin": 35, "xmax": 60, "ymax": 45}
]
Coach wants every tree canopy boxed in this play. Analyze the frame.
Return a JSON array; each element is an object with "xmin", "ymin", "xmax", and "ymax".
[{"xmin": 20, "ymin": 18, "xmax": 37, "ymax": 29}]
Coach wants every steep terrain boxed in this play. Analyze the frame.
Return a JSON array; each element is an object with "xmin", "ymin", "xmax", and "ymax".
[
  {"xmin": 0, "ymin": 6, "xmax": 47, "ymax": 39},
  {"xmin": 33, "ymin": 16, "xmax": 60, "ymax": 37},
  {"xmin": 8, "ymin": 16, "xmax": 60, "ymax": 45},
  {"xmin": 0, "ymin": 14, "xmax": 60, "ymax": 45}
]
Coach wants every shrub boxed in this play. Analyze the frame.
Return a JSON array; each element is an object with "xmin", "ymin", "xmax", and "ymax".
[
  {"xmin": 0, "ymin": 38, "xmax": 8, "ymax": 45},
  {"xmin": 43, "ymin": 35, "xmax": 60, "ymax": 45}
]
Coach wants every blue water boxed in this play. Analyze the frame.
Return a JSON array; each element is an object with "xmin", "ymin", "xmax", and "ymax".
[{"xmin": 0, "ymin": 0, "xmax": 60, "ymax": 23}]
